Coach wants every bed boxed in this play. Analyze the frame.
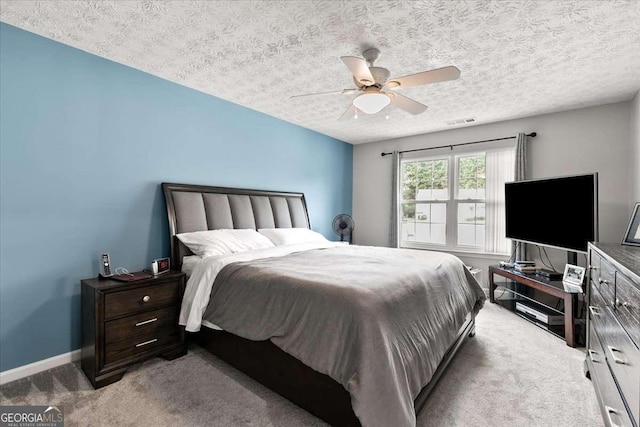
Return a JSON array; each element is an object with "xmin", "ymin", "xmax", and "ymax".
[{"xmin": 162, "ymin": 182, "xmax": 485, "ymax": 427}]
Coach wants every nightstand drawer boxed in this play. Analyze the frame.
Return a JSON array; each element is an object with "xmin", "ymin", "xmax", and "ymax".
[
  {"xmin": 104, "ymin": 328, "xmax": 180, "ymax": 365},
  {"xmin": 105, "ymin": 306, "xmax": 178, "ymax": 345},
  {"xmin": 104, "ymin": 280, "xmax": 179, "ymax": 319}
]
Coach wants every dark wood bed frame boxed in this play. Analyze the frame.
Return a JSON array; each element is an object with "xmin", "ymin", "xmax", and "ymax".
[{"xmin": 162, "ymin": 182, "xmax": 476, "ymax": 427}]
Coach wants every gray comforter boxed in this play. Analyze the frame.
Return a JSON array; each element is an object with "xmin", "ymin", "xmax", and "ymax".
[{"xmin": 202, "ymin": 245, "xmax": 485, "ymax": 427}]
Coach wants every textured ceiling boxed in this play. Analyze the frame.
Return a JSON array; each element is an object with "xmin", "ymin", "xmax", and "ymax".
[{"xmin": 1, "ymin": 1, "xmax": 640, "ymax": 144}]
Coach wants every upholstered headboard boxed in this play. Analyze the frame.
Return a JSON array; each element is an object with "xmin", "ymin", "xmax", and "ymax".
[{"xmin": 162, "ymin": 183, "xmax": 311, "ymax": 269}]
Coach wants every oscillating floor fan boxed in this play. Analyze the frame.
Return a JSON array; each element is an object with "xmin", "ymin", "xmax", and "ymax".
[{"xmin": 332, "ymin": 214, "xmax": 355, "ymax": 244}]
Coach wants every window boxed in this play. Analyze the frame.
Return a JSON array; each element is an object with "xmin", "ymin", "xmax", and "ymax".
[
  {"xmin": 457, "ymin": 154, "xmax": 485, "ymax": 248},
  {"xmin": 400, "ymin": 148, "xmax": 514, "ymax": 254},
  {"xmin": 401, "ymin": 158, "xmax": 448, "ymax": 245}
]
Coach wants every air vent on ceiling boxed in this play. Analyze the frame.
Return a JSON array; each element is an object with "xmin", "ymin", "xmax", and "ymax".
[{"xmin": 446, "ymin": 117, "xmax": 477, "ymax": 126}]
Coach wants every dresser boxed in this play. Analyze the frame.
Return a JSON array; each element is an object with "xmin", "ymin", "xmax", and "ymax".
[
  {"xmin": 81, "ymin": 271, "xmax": 187, "ymax": 388},
  {"xmin": 586, "ymin": 243, "xmax": 640, "ymax": 427}
]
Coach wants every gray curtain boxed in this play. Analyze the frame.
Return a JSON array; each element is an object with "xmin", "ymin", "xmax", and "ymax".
[
  {"xmin": 514, "ymin": 133, "xmax": 528, "ymax": 261},
  {"xmin": 389, "ymin": 151, "xmax": 400, "ymax": 248}
]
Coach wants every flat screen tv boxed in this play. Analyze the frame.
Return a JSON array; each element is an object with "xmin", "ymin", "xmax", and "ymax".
[{"xmin": 505, "ymin": 173, "xmax": 598, "ymax": 253}]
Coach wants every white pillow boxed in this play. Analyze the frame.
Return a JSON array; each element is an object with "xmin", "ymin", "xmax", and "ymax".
[
  {"xmin": 258, "ymin": 228, "xmax": 329, "ymax": 246},
  {"xmin": 177, "ymin": 229, "xmax": 274, "ymax": 257}
]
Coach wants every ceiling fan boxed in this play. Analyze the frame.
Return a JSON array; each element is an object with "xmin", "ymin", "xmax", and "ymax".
[{"xmin": 291, "ymin": 48, "xmax": 460, "ymax": 120}]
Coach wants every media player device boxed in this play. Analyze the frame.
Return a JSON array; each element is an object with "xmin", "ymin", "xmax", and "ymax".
[
  {"xmin": 514, "ymin": 260, "xmax": 536, "ymax": 266},
  {"xmin": 536, "ymin": 268, "xmax": 563, "ymax": 280},
  {"xmin": 515, "ymin": 301, "xmax": 564, "ymax": 326}
]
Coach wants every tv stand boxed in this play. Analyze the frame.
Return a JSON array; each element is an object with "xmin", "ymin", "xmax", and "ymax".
[{"xmin": 489, "ymin": 265, "xmax": 582, "ymax": 347}]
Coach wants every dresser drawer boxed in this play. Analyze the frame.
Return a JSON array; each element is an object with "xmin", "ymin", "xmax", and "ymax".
[
  {"xmin": 590, "ymin": 284, "xmax": 610, "ymax": 322},
  {"xmin": 104, "ymin": 280, "xmax": 179, "ymax": 319},
  {"xmin": 589, "ymin": 325, "xmax": 634, "ymax": 427},
  {"xmin": 586, "ymin": 244, "xmax": 640, "ymax": 427},
  {"xmin": 597, "ymin": 307, "xmax": 640, "ymax": 424},
  {"xmin": 104, "ymin": 327, "xmax": 180, "ymax": 365},
  {"xmin": 105, "ymin": 306, "xmax": 178, "ymax": 345},
  {"xmin": 614, "ymin": 272, "xmax": 640, "ymax": 345},
  {"xmin": 592, "ymin": 253, "xmax": 616, "ymax": 304},
  {"xmin": 588, "ymin": 322, "xmax": 607, "ymax": 366}
]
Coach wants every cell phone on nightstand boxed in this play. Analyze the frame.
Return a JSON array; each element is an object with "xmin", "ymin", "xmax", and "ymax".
[{"xmin": 99, "ymin": 253, "xmax": 113, "ymax": 278}]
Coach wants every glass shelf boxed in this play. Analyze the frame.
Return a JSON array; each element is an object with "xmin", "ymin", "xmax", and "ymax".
[
  {"xmin": 489, "ymin": 266, "xmax": 586, "ymax": 347},
  {"xmin": 492, "ymin": 285, "xmax": 567, "ymax": 338},
  {"xmin": 514, "ymin": 310, "xmax": 566, "ymax": 340},
  {"xmin": 493, "ymin": 281, "xmax": 565, "ymax": 316}
]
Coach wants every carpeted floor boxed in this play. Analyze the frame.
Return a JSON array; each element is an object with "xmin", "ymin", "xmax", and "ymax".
[{"xmin": 0, "ymin": 303, "xmax": 603, "ymax": 427}]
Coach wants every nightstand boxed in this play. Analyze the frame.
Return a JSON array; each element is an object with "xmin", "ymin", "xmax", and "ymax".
[
  {"xmin": 465, "ymin": 265, "xmax": 481, "ymax": 280},
  {"xmin": 81, "ymin": 271, "xmax": 187, "ymax": 388},
  {"xmin": 468, "ymin": 267, "xmax": 482, "ymax": 280}
]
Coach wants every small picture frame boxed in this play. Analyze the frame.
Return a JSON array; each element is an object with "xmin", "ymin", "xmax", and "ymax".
[
  {"xmin": 622, "ymin": 202, "xmax": 640, "ymax": 247},
  {"xmin": 562, "ymin": 264, "xmax": 586, "ymax": 293}
]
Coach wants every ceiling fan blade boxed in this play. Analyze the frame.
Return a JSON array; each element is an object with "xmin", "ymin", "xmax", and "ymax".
[
  {"xmin": 338, "ymin": 104, "xmax": 357, "ymax": 121},
  {"xmin": 389, "ymin": 92, "xmax": 428, "ymax": 115},
  {"xmin": 387, "ymin": 66, "xmax": 460, "ymax": 89},
  {"xmin": 340, "ymin": 56, "xmax": 375, "ymax": 86},
  {"xmin": 290, "ymin": 89, "xmax": 357, "ymax": 99}
]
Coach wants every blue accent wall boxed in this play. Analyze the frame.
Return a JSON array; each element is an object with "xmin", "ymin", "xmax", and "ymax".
[{"xmin": 0, "ymin": 23, "xmax": 353, "ymax": 372}]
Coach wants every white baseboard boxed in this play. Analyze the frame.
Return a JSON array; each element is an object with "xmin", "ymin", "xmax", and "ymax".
[{"xmin": 0, "ymin": 349, "xmax": 81, "ymax": 386}]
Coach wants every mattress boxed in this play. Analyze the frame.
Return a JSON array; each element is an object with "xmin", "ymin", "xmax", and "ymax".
[
  {"xmin": 183, "ymin": 243, "xmax": 485, "ymax": 427},
  {"xmin": 180, "ymin": 255, "xmax": 202, "ymax": 278}
]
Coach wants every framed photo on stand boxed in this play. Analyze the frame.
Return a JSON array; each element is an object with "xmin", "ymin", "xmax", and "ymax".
[
  {"xmin": 622, "ymin": 202, "xmax": 640, "ymax": 247},
  {"xmin": 562, "ymin": 264, "xmax": 585, "ymax": 293}
]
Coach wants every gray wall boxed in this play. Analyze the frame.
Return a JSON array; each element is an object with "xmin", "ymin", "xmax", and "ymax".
[
  {"xmin": 353, "ymin": 101, "xmax": 632, "ymax": 286},
  {"xmin": 631, "ymin": 91, "xmax": 640, "ymax": 205}
]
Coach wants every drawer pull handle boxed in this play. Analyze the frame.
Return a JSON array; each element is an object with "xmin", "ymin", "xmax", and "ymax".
[
  {"xmin": 607, "ymin": 346, "xmax": 626, "ymax": 365},
  {"xmin": 142, "ymin": 295, "xmax": 150, "ymax": 303},
  {"xmin": 605, "ymin": 406, "xmax": 622, "ymax": 427},
  {"xmin": 588, "ymin": 349, "xmax": 601, "ymax": 363},
  {"xmin": 598, "ymin": 278, "xmax": 610, "ymax": 285},
  {"xmin": 135, "ymin": 339, "xmax": 157, "ymax": 348},
  {"xmin": 615, "ymin": 299, "xmax": 630, "ymax": 308},
  {"xmin": 588, "ymin": 306, "xmax": 601, "ymax": 317},
  {"xmin": 135, "ymin": 318, "xmax": 158, "ymax": 327}
]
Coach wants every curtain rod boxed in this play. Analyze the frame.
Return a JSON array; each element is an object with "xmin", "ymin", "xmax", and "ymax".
[{"xmin": 380, "ymin": 132, "xmax": 537, "ymax": 157}]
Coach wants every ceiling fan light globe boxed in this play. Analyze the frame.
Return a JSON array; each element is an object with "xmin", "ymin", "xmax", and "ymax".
[{"xmin": 352, "ymin": 93, "xmax": 391, "ymax": 114}]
